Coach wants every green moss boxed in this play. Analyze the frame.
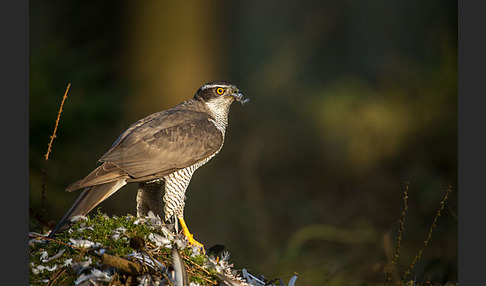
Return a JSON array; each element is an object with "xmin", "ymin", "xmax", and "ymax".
[{"xmin": 29, "ymin": 212, "xmax": 222, "ymax": 285}]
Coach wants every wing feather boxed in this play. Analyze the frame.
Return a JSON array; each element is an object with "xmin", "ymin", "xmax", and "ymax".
[
  {"xmin": 65, "ymin": 162, "xmax": 127, "ymax": 192},
  {"xmin": 66, "ymin": 99, "xmax": 223, "ymax": 191},
  {"xmin": 99, "ymin": 109, "xmax": 223, "ymax": 178}
]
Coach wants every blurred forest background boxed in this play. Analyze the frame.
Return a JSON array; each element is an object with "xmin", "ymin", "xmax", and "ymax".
[{"xmin": 29, "ymin": 1, "xmax": 457, "ymax": 285}]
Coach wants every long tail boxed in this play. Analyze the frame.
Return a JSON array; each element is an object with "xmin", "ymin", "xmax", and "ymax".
[{"xmin": 48, "ymin": 180, "xmax": 126, "ymax": 238}]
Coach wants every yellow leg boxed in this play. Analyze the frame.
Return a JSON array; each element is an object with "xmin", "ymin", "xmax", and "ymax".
[{"xmin": 178, "ymin": 217, "xmax": 205, "ymax": 253}]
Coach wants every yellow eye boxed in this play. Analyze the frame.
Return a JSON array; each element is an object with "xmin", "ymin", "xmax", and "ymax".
[{"xmin": 216, "ymin": 87, "xmax": 225, "ymax": 95}]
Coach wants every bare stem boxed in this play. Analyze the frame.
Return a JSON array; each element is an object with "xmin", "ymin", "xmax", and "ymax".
[
  {"xmin": 400, "ymin": 186, "xmax": 452, "ymax": 283},
  {"xmin": 40, "ymin": 83, "xmax": 71, "ymax": 213},
  {"xmin": 385, "ymin": 182, "xmax": 409, "ymax": 286}
]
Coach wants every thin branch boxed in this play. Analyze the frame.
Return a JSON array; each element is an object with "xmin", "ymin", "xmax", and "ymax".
[
  {"xmin": 100, "ymin": 253, "xmax": 156, "ymax": 276},
  {"xmin": 47, "ymin": 267, "xmax": 67, "ymax": 286},
  {"xmin": 40, "ymin": 83, "xmax": 71, "ymax": 213},
  {"xmin": 385, "ymin": 182, "xmax": 409, "ymax": 286},
  {"xmin": 44, "ymin": 83, "xmax": 71, "ymax": 161},
  {"xmin": 29, "ymin": 233, "xmax": 83, "ymax": 251},
  {"xmin": 400, "ymin": 186, "xmax": 452, "ymax": 283}
]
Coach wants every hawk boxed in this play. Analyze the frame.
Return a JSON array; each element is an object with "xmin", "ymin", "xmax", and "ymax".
[{"xmin": 48, "ymin": 81, "xmax": 248, "ymax": 249}]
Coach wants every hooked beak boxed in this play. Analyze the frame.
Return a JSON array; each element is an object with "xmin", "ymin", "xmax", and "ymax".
[{"xmin": 231, "ymin": 90, "xmax": 250, "ymax": 105}]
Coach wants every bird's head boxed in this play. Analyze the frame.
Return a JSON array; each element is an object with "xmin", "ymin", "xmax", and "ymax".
[{"xmin": 195, "ymin": 81, "xmax": 249, "ymax": 105}]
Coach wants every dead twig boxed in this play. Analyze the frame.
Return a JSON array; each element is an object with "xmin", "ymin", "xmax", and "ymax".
[
  {"xmin": 186, "ymin": 267, "xmax": 217, "ymax": 285},
  {"xmin": 41, "ymin": 83, "xmax": 71, "ymax": 214},
  {"xmin": 47, "ymin": 267, "xmax": 67, "ymax": 286},
  {"xmin": 29, "ymin": 233, "xmax": 83, "ymax": 251},
  {"xmin": 181, "ymin": 253, "xmax": 211, "ymax": 276},
  {"xmin": 400, "ymin": 186, "xmax": 452, "ymax": 284},
  {"xmin": 385, "ymin": 182, "xmax": 409, "ymax": 286},
  {"xmin": 180, "ymin": 252, "xmax": 217, "ymax": 285},
  {"xmin": 101, "ymin": 253, "xmax": 155, "ymax": 276},
  {"xmin": 44, "ymin": 83, "xmax": 71, "ymax": 162}
]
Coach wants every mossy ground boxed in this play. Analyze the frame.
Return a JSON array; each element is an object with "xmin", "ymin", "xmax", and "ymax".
[{"xmin": 29, "ymin": 211, "xmax": 222, "ymax": 285}]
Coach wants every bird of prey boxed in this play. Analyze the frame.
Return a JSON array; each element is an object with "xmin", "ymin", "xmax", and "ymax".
[{"xmin": 48, "ymin": 81, "xmax": 248, "ymax": 249}]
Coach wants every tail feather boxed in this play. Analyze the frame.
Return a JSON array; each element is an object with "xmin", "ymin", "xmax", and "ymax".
[{"xmin": 48, "ymin": 180, "xmax": 126, "ymax": 238}]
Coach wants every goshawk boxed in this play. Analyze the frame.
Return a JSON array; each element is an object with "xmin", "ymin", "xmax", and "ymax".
[{"xmin": 48, "ymin": 81, "xmax": 247, "ymax": 249}]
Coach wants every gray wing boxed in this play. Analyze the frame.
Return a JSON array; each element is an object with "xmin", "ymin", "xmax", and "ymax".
[
  {"xmin": 100, "ymin": 109, "xmax": 223, "ymax": 177},
  {"xmin": 67, "ymin": 108, "xmax": 223, "ymax": 191}
]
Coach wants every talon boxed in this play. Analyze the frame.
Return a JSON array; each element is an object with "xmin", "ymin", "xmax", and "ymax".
[{"xmin": 178, "ymin": 217, "xmax": 205, "ymax": 254}]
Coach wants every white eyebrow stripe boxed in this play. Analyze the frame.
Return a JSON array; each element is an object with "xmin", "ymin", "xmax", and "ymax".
[{"xmin": 200, "ymin": 84, "xmax": 231, "ymax": 90}]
